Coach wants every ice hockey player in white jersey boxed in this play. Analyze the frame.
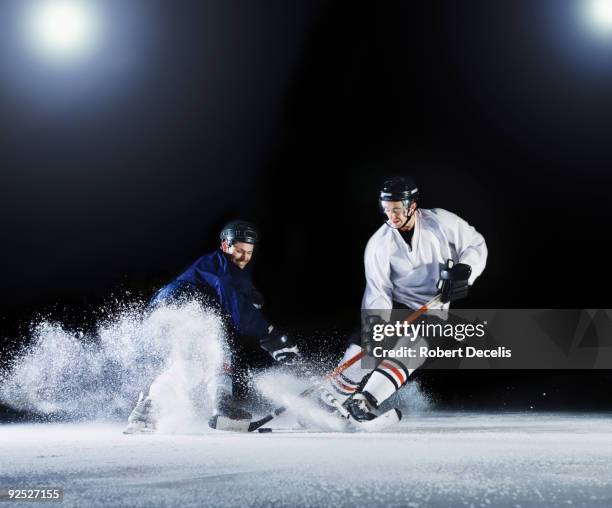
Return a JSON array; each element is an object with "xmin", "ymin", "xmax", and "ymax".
[{"xmin": 325, "ymin": 176, "xmax": 487, "ymax": 424}]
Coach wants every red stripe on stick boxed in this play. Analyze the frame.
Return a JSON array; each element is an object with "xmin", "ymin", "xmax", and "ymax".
[{"xmin": 334, "ymin": 379, "xmax": 358, "ymax": 392}]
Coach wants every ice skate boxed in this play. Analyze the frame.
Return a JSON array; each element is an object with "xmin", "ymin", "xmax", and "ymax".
[
  {"xmin": 208, "ymin": 392, "xmax": 252, "ymax": 432},
  {"xmin": 342, "ymin": 391, "xmax": 402, "ymax": 432},
  {"xmin": 344, "ymin": 391, "xmax": 378, "ymax": 422},
  {"xmin": 215, "ymin": 392, "xmax": 252, "ymax": 420},
  {"xmin": 123, "ymin": 392, "xmax": 156, "ymax": 434}
]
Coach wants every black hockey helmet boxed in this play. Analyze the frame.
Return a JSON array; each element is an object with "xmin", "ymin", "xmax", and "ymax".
[
  {"xmin": 219, "ymin": 220, "xmax": 259, "ymax": 246},
  {"xmin": 379, "ymin": 176, "xmax": 419, "ymax": 212}
]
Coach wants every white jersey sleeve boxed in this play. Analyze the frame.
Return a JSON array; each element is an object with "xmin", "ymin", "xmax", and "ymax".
[
  {"xmin": 431, "ymin": 208, "xmax": 487, "ymax": 285},
  {"xmin": 362, "ymin": 231, "xmax": 394, "ymax": 310}
]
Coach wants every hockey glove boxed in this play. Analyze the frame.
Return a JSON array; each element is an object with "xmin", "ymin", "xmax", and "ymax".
[
  {"xmin": 260, "ymin": 326, "xmax": 300, "ymax": 364},
  {"xmin": 438, "ymin": 260, "xmax": 472, "ymax": 303},
  {"xmin": 362, "ymin": 314, "xmax": 386, "ymax": 355},
  {"xmin": 251, "ymin": 288, "xmax": 265, "ymax": 310}
]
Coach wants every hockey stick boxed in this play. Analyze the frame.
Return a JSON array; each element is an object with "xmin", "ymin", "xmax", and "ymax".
[{"xmin": 247, "ymin": 293, "xmax": 442, "ymax": 432}]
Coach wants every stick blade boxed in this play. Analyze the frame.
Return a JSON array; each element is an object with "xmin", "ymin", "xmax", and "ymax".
[{"xmin": 209, "ymin": 415, "xmax": 252, "ymax": 432}]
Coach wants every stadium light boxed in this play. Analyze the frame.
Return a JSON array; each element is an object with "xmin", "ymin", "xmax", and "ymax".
[
  {"xmin": 583, "ymin": 0, "xmax": 612, "ymax": 37},
  {"xmin": 23, "ymin": 0, "xmax": 102, "ymax": 64}
]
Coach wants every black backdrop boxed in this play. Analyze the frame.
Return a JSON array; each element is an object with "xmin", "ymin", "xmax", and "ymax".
[{"xmin": 2, "ymin": 1, "xmax": 612, "ymax": 410}]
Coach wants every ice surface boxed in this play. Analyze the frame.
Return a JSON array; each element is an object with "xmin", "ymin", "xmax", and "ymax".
[{"xmin": 2, "ymin": 413, "xmax": 611, "ymax": 507}]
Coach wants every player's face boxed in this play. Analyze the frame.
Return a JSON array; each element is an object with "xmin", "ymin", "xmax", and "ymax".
[
  {"xmin": 382, "ymin": 200, "xmax": 409, "ymax": 227},
  {"xmin": 222, "ymin": 240, "xmax": 254, "ymax": 269}
]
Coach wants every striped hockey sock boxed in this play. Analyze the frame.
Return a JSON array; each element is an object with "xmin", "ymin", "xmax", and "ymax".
[
  {"xmin": 327, "ymin": 344, "xmax": 371, "ymax": 403},
  {"xmin": 360, "ymin": 358, "xmax": 412, "ymax": 406}
]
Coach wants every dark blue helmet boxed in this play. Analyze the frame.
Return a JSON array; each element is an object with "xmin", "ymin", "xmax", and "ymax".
[{"xmin": 219, "ymin": 220, "xmax": 259, "ymax": 246}]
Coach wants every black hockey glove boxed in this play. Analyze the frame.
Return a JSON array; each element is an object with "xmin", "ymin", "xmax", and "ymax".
[
  {"xmin": 251, "ymin": 288, "xmax": 265, "ymax": 310},
  {"xmin": 438, "ymin": 260, "xmax": 472, "ymax": 303},
  {"xmin": 260, "ymin": 326, "xmax": 300, "ymax": 365},
  {"xmin": 362, "ymin": 314, "xmax": 386, "ymax": 355}
]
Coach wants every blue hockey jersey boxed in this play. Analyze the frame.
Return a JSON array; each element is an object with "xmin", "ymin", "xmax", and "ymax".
[{"xmin": 152, "ymin": 250, "xmax": 270, "ymax": 340}]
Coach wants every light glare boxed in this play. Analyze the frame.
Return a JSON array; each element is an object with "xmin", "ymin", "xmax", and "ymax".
[
  {"xmin": 25, "ymin": 0, "xmax": 101, "ymax": 63},
  {"xmin": 584, "ymin": 0, "xmax": 612, "ymax": 36}
]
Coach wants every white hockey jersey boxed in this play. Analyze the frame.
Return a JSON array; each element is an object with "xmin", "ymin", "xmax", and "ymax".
[{"xmin": 362, "ymin": 208, "xmax": 487, "ymax": 310}]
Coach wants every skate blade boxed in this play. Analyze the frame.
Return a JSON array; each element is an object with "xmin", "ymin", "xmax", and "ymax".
[
  {"xmin": 209, "ymin": 415, "xmax": 251, "ymax": 432},
  {"xmin": 353, "ymin": 408, "xmax": 402, "ymax": 432},
  {"xmin": 123, "ymin": 421, "xmax": 156, "ymax": 435}
]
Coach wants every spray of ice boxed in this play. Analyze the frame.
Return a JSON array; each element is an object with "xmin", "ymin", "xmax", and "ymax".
[
  {"xmin": 0, "ymin": 300, "xmax": 225, "ymax": 431},
  {"xmin": 254, "ymin": 359, "xmax": 433, "ymax": 432},
  {"xmin": 383, "ymin": 378, "xmax": 433, "ymax": 414},
  {"xmin": 255, "ymin": 371, "xmax": 350, "ymax": 432},
  {"xmin": 1, "ymin": 300, "xmax": 434, "ymax": 433}
]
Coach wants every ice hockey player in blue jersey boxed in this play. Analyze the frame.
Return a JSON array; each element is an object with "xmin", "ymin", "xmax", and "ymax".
[{"xmin": 124, "ymin": 220, "xmax": 299, "ymax": 434}]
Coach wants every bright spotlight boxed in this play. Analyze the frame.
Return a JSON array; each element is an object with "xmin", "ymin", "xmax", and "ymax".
[
  {"xmin": 583, "ymin": 0, "xmax": 612, "ymax": 36},
  {"xmin": 24, "ymin": 0, "xmax": 102, "ymax": 63}
]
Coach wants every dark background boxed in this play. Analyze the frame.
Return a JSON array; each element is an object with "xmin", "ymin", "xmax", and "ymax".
[{"xmin": 1, "ymin": 0, "xmax": 611, "ymax": 410}]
